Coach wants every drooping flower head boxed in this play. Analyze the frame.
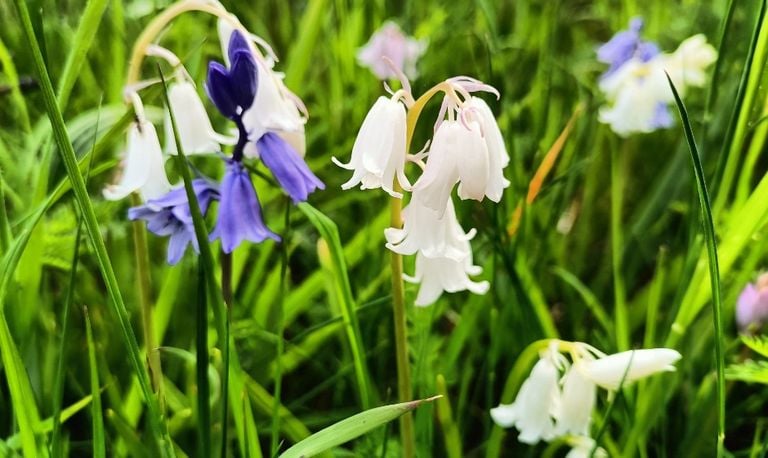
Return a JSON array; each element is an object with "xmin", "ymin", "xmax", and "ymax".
[
  {"xmin": 128, "ymin": 179, "xmax": 219, "ymax": 264},
  {"xmin": 491, "ymin": 340, "xmax": 682, "ymax": 449},
  {"xmin": 209, "ymin": 161, "xmax": 280, "ymax": 253},
  {"xmin": 206, "ymin": 30, "xmax": 258, "ymax": 122},
  {"xmin": 736, "ymin": 273, "xmax": 768, "ymax": 332},
  {"xmin": 256, "ymin": 132, "xmax": 325, "ymax": 203},
  {"xmin": 357, "ymin": 21, "xmax": 427, "ymax": 80}
]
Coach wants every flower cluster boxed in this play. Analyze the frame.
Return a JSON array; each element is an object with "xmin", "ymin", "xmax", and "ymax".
[
  {"xmin": 491, "ymin": 340, "xmax": 682, "ymax": 455},
  {"xmin": 335, "ymin": 76, "xmax": 509, "ymax": 305},
  {"xmin": 597, "ymin": 18, "xmax": 717, "ymax": 136},
  {"xmin": 737, "ymin": 273, "xmax": 768, "ymax": 332},
  {"xmin": 105, "ymin": 7, "xmax": 323, "ymax": 264}
]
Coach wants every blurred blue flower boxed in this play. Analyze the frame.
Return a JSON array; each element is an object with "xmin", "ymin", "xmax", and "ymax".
[
  {"xmin": 205, "ymin": 30, "xmax": 258, "ymax": 121},
  {"xmin": 129, "ymin": 179, "xmax": 220, "ymax": 265},
  {"xmin": 210, "ymin": 161, "xmax": 280, "ymax": 253},
  {"xmin": 256, "ymin": 132, "xmax": 325, "ymax": 203},
  {"xmin": 597, "ymin": 18, "xmax": 659, "ymax": 78}
]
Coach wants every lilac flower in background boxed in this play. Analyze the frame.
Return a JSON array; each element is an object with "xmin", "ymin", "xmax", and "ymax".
[
  {"xmin": 736, "ymin": 273, "xmax": 768, "ymax": 332},
  {"xmin": 357, "ymin": 21, "xmax": 427, "ymax": 80},
  {"xmin": 210, "ymin": 161, "xmax": 280, "ymax": 253},
  {"xmin": 129, "ymin": 179, "xmax": 219, "ymax": 265},
  {"xmin": 597, "ymin": 18, "xmax": 659, "ymax": 78},
  {"xmin": 256, "ymin": 132, "xmax": 325, "ymax": 203}
]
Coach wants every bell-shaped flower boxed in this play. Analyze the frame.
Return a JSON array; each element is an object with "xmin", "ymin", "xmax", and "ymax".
[
  {"xmin": 333, "ymin": 96, "xmax": 409, "ymax": 197},
  {"xmin": 413, "ymin": 120, "xmax": 484, "ymax": 215},
  {"xmin": 553, "ymin": 362, "xmax": 596, "ymax": 437},
  {"xmin": 490, "ymin": 346, "xmax": 563, "ymax": 444},
  {"xmin": 255, "ymin": 132, "xmax": 324, "ymax": 203},
  {"xmin": 128, "ymin": 179, "xmax": 219, "ymax": 265},
  {"xmin": 385, "ymin": 196, "xmax": 474, "ymax": 261},
  {"xmin": 597, "ymin": 17, "xmax": 659, "ymax": 78},
  {"xmin": 464, "ymin": 97, "xmax": 510, "ymax": 202},
  {"xmin": 662, "ymin": 34, "xmax": 718, "ymax": 95},
  {"xmin": 205, "ymin": 30, "xmax": 258, "ymax": 121},
  {"xmin": 164, "ymin": 80, "xmax": 223, "ymax": 155},
  {"xmin": 565, "ymin": 437, "xmax": 608, "ymax": 458},
  {"xmin": 356, "ymin": 21, "xmax": 427, "ymax": 80},
  {"xmin": 210, "ymin": 161, "xmax": 280, "ymax": 253},
  {"xmin": 103, "ymin": 119, "xmax": 172, "ymax": 201},
  {"xmin": 736, "ymin": 273, "xmax": 768, "ymax": 331},
  {"xmin": 579, "ymin": 348, "xmax": 682, "ymax": 390},
  {"xmin": 218, "ymin": 20, "xmax": 307, "ymax": 142},
  {"xmin": 404, "ymin": 241, "xmax": 489, "ymax": 306}
]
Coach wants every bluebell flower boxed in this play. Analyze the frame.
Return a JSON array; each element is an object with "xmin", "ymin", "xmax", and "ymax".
[
  {"xmin": 597, "ymin": 18, "xmax": 659, "ymax": 78},
  {"xmin": 128, "ymin": 179, "xmax": 220, "ymax": 265},
  {"xmin": 256, "ymin": 132, "xmax": 325, "ymax": 203},
  {"xmin": 210, "ymin": 161, "xmax": 280, "ymax": 253},
  {"xmin": 205, "ymin": 30, "xmax": 258, "ymax": 121}
]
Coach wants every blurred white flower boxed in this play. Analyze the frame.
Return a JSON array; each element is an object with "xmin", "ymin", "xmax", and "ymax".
[
  {"xmin": 103, "ymin": 118, "xmax": 172, "ymax": 201},
  {"xmin": 553, "ymin": 362, "xmax": 596, "ymax": 437},
  {"xmin": 404, "ymin": 245, "xmax": 489, "ymax": 307},
  {"xmin": 565, "ymin": 436, "xmax": 608, "ymax": 458},
  {"xmin": 490, "ymin": 344, "xmax": 563, "ymax": 444},
  {"xmin": 385, "ymin": 196, "xmax": 474, "ymax": 260},
  {"xmin": 332, "ymin": 95, "xmax": 410, "ymax": 197},
  {"xmin": 164, "ymin": 80, "xmax": 224, "ymax": 155},
  {"xmin": 663, "ymin": 34, "xmax": 718, "ymax": 95},
  {"xmin": 579, "ymin": 348, "xmax": 682, "ymax": 390},
  {"xmin": 357, "ymin": 21, "xmax": 427, "ymax": 80}
]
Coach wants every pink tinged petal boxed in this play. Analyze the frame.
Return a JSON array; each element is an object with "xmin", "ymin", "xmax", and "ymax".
[
  {"xmin": 456, "ymin": 121, "xmax": 490, "ymax": 202},
  {"xmin": 736, "ymin": 282, "xmax": 768, "ymax": 330},
  {"xmin": 165, "ymin": 82, "xmax": 221, "ymax": 155},
  {"xmin": 554, "ymin": 363, "xmax": 596, "ymax": 437},
  {"xmin": 580, "ymin": 348, "xmax": 682, "ymax": 390},
  {"xmin": 413, "ymin": 121, "xmax": 462, "ymax": 216},
  {"xmin": 103, "ymin": 120, "xmax": 171, "ymax": 201},
  {"xmin": 489, "ymin": 404, "xmax": 517, "ymax": 428},
  {"xmin": 357, "ymin": 22, "xmax": 424, "ymax": 80}
]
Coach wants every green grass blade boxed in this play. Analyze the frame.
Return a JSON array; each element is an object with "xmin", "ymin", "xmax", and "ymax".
[
  {"xmin": 6, "ymin": 395, "xmax": 94, "ymax": 451},
  {"xmin": 196, "ymin": 262, "xmax": 211, "ymax": 458},
  {"xmin": 667, "ymin": 73, "xmax": 726, "ymax": 457},
  {"xmin": 55, "ymin": 0, "xmax": 109, "ymax": 111},
  {"xmin": 10, "ymin": 1, "xmax": 172, "ymax": 454},
  {"xmin": 298, "ymin": 202, "xmax": 372, "ymax": 409},
  {"xmin": 279, "ymin": 397, "xmax": 439, "ymax": 458},
  {"xmin": 84, "ymin": 307, "xmax": 106, "ymax": 458}
]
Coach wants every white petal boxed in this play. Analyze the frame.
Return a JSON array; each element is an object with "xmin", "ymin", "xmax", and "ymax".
[
  {"xmin": 580, "ymin": 348, "xmax": 682, "ymax": 390},
  {"xmin": 456, "ymin": 121, "xmax": 490, "ymax": 202},
  {"xmin": 164, "ymin": 81, "xmax": 220, "ymax": 155},
  {"xmin": 554, "ymin": 363, "xmax": 596, "ymax": 437},
  {"xmin": 663, "ymin": 34, "xmax": 717, "ymax": 91},
  {"xmin": 490, "ymin": 404, "xmax": 517, "ymax": 428},
  {"xmin": 513, "ymin": 356, "xmax": 561, "ymax": 444},
  {"xmin": 413, "ymin": 121, "xmax": 462, "ymax": 215},
  {"xmin": 409, "ymin": 250, "xmax": 489, "ymax": 306},
  {"xmin": 468, "ymin": 97, "xmax": 510, "ymax": 201},
  {"xmin": 565, "ymin": 437, "xmax": 608, "ymax": 458},
  {"xmin": 103, "ymin": 121, "xmax": 172, "ymax": 201}
]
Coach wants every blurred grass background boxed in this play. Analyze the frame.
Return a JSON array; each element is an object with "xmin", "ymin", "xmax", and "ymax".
[{"xmin": 1, "ymin": 0, "xmax": 767, "ymax": 456}]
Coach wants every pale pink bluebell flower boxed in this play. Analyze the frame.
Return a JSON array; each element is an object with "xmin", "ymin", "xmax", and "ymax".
[
  {"xmin": 357, "ymin": 21, "xmax": 427, "ymax": 80},
  {"xmin": 736, "ymin": 273, "xmax": 768, "ymax": 331}
]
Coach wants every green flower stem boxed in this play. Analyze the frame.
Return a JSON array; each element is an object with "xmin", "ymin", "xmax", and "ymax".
[{"xmin": 131, "ymin": 193, "xmax": 166, "ymax": 413}]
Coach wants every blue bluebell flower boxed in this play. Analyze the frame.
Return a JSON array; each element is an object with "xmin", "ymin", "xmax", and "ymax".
[
  {"xmin": 256, "ymin": 132, "xmax": 325, "ymax": 203},
  {"xmin": 128, "ymin": 179, "xmax": 220, "ymax": 265},
  {"xmin": 209, "ymin": 161, "xmax": 280, "ymax": 253},
  {"xmin": 597, "ymin": 18, "xmax": 659, "ymax": 78},
  {"xmin": 205, "ymin": 31, "xmax": 258, "ymax": 121}
]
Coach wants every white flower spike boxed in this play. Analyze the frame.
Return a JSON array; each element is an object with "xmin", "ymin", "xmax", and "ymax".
[
  {"xmin": 103, "ymin": 95, "xmax": 172, "ymax": 201},
  {"xmin": 579, "ymin": 348, "xmax": 682, "ymax": 391},
  {"xmin": 333, "ymin": 95, "xmax": 410, "ymax": 197}
]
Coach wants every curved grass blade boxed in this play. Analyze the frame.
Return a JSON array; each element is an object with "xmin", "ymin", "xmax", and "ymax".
[
  {"xmin": 279, "ymin": 397, "xmax": 439, "ymax": 458},
  {"xmin": 10, "ymin": 0, "xmax": 172, "ymax": 454},
  {"xmin": 667, "ymin": 73, "xmax": 726, "ymax": 457}
]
